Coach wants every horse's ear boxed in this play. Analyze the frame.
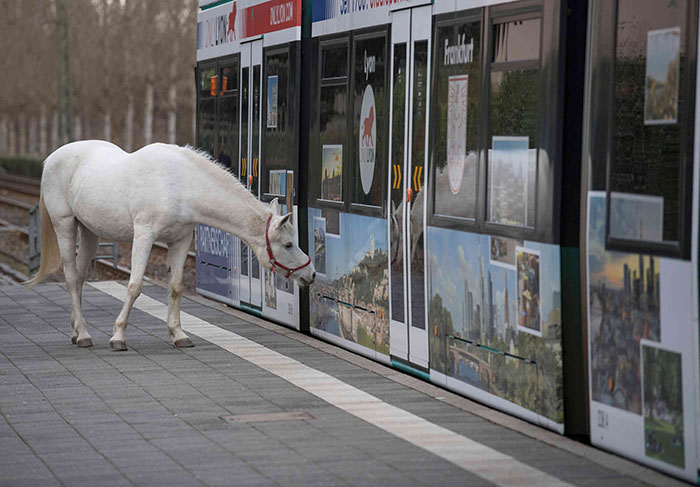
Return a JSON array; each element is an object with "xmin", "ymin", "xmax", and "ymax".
[
  {"xmin": 280, "ymin": 212, "xmax": 292, "ymax": 226},
  {"xmin": 269, "ymin": 197, "xmax": 280, "ymax": 214}
]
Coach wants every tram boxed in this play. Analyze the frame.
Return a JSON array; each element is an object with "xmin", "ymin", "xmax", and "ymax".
[{"xmin": 195, "ymin": 0, "xmax": 700, "ymax": 482}]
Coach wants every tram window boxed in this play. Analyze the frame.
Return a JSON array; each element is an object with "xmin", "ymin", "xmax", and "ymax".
[
  {"xmin": 487, "ymin": 68, "xmax": 539, "ymax": 228},
  {"xmin": 318, "ymin": 40, "xmax": 349, "ymax": 205},
  {"xmin": 605, "ymin": 0, "xmax": 696, "ymax": 257},
  {"xmin": 263, "ymin": 50, "xmax": 291, "ymax": 198},
  {"xmin": 323, "ymin": 45, "xmax": 348, "ymax": 79},
  {"xmin": 319, "ymin": 85, "xmax": 347, "ymax": 202},
  {"xmin": 220, "ymin": 63, "xmax": 238, "ymax": 93},
  {"xmin": 197, "ymin": 64, "xmax": 217, "ymax": 156},
  {"xmin": 492, "ymin": 17, "xmax": 541, "ymax": 64},
  {"xmin": 486, "ymin": 12, "xmax": 541, "ymax": 230},
  {"xmin": 199, "ymin": 65, "xmax": 216, "ymax": 98},
  {"xmin": 217, "ymin": 95, "xmax": 238, "ymax": 172},
  {"xmin": 352, "ymin": 34, "xmax": 387, "ymax": 210},
  {"xmin": 216, "ymin": 59, "xmax": 239, "ymax": 174},
  {"xmin": 432, "ymin": 18, "xmax": 481, "ymax": 221}
]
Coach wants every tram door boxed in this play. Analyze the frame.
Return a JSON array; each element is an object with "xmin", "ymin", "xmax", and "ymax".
[
  {"xmin": 238, "ymin": 39, "xmax": 264, "ymax": 309},
  {"xmin": 388, "ymin": 6, "xmax": 431, "ymax": 370}
]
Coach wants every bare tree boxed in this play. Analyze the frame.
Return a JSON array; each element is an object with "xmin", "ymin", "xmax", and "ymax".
[{"xmin": 0, "ymin": 0, "xmax": 198, "ymax": 161}]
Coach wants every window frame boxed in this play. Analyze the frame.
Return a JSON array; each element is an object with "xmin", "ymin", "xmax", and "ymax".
[
  {"xmin": 261, "ymin": 43, "xmax": 295, "ymax": 205},
  {"xmin": 428, "ymin": 10, "xmax": 484, "ymax": 230},
  {"xmin": 602, "ymin": 0, "xmax": 698, "ymax": 259},
  {"xmin": 427, "ymin": 0, "xmax": 564, "ymax": 245},
  {"xmin": 313, "ymin": 27, "xmax": 390, "ymax": 218},
  {"xmin": 195, "ymin": 60, "xmax": 217, "ymax": 154},
  {"xmin": 196, "ymin": 54, "xmax": 241, "ymax": 168},
  {"xmin": 316, "ymin": 35, "xmax": 350, "ymax": 211},
  {"xmin": 349, "ymin": 28, "xmax": 390, "ymax": 218},
  {"xmin": 216, "ymin": 56, "xmax": 241, "ymax": 175}
]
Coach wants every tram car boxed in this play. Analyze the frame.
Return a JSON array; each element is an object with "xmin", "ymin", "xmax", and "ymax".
[{"xmin": 195, "ymin": 0, "xmax": 700, "ymax": 482}]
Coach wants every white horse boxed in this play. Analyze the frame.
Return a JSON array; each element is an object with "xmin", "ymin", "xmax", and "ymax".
[{"xmin": 27, "ymin": 140, "xmax": 315, "ymax": 350}]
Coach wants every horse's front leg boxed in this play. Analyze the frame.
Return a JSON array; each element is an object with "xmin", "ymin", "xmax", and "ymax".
[
  {"xmin": 167, "ymin": 233, "xmax": 194, "ymax": 348},
  {"xmin": 110, "ymin": 227, "xmax": 154, "ymax": 351}
]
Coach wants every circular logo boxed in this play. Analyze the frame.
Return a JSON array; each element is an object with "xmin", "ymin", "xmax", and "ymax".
[{"xmin": 359, "ymin": 85, "xmax": 376, "ymax": 195}]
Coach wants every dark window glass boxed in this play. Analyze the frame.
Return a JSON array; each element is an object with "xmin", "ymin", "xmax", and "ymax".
[
  {"xmin": 199, "ymin": 65, "xmax": 216, "ymax": 98},
  {"xmin": 252, "ymin": 64, "xmax": 261, "ymax": 197},
  {"xmin": 220, "ymin": 63, "xmax": 239, "ymax": 93},
  {"xmin": 410, "ymin": 40, "xmax": 428, "ymax": 330},
  {"xmin": 390, "ymin": 42, "xmax": 407, "ymax": 325},
  {"xmin": 198, "ymin": 98, "xmax": 216, "ymax": 157},
  {"xmin": 433, "ymin": 19, "xmax": 481, "ymax": 220},
  {"xmin": 487, "ymin": 69, "xmax": 539, "ymax": 228},
  {"xmin": 263, "ymin": 51, "xmax": 290, "ymax": 197},
  {"xmin": 241, "ymin": 66, "xmax": 249, "ymax": 182},
  {"xmin": 323, "ymin": 45, "xmax": 348, "ymax": 78},
  {"xmin": 319, "ymin": 85, "xmax": 347, "ymax": 202},
  {"xmin": 609, "ymin": 0, "xmax": 692, "ymax": 245},
  {"xmin": 241, "ymin": 242, "xmax": 249, "ymax": 276},
  {"xmin": 217, "ymin": 95, "xmax": 239, "ymax": 174},
  {"xmin": 352, "ymin": 35, "xmax": 387, "ymax": 207},
  {"xmin": 492, "ymin": 17, "xmax": 541, "ymax": 63}
]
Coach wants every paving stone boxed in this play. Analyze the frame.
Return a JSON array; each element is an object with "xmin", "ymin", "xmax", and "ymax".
[{"xmin": 0, "ymin": 283, "xmax": 686, "ymax": 487}]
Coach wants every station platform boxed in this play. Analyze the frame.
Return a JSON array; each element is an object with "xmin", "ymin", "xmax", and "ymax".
[{"xmin": 0, "ymin": 281, "xmax": 687, "ymax": 487}]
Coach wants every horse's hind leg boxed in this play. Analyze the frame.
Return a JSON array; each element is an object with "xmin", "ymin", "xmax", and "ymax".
[
  {"xmin": 71, "ymin": 223, "xmax": 99, "ymax": 344},
  {"xmin": 110, "ymin": 227, "xmax": 154, "ymax": 351},
  {"xmin": 54, "ymin": 216, "xmax": 93, "ymax": 347},
  {"xmin": 166, "ymin": 232, "xmax": 194, "ymax": 348}
]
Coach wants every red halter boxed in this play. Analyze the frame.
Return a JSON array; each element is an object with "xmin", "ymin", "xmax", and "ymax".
[{"xmin": 265, "ymin": 216, "xmax": 311, "ymax": 279}]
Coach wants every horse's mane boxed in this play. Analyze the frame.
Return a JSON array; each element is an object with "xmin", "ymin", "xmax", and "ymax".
[{"xmin": 180, "ymin": 145, "xmax": 265, "ymax": 209}]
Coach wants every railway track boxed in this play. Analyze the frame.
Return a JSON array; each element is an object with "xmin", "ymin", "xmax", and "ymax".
[
  {"xmin": 0, "ymin": 173, "xmax": 41, "ymax": 197},
  {"xmin": 0, "ymin": 179, "xmax": 197, "ymax": 288}
]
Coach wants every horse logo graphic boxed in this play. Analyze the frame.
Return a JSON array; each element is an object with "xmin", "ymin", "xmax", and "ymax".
[
  {"xmin": 362, "ymin": 106, "xmax": 375, "ymax": 146},
  {"xmin": 359, "ymin": 85, "xmax": 376, "ymax": 195},
  {"xmin": 228, "ymin": 2, "xmax": 237, "ymax": 40}
]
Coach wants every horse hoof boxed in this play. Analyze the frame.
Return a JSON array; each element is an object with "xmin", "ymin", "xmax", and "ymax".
[
  {"xmin": 77, "ymin": 338, "xmax": 93, "ymax": 348},
  {"xmin": 174, "ymin": 338, "xmax": 194, "ymax": 348},
  {"xmin": 110, "ymin": 341, "xmax": 127, "ymax": 351},
  {"xmin": 71, "ymin": 336, "xmax": 77, "ymax": 344}
]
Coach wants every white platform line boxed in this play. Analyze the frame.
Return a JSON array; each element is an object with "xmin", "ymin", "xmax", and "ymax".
[{"xmin": 90, "ymin": 281, "xmax": 573, "ymax": 487}]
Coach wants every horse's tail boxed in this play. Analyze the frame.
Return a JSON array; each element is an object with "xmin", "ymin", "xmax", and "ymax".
[{"xmin": 24, "ymin": 188, "xmax": 61, "ymax": 288}]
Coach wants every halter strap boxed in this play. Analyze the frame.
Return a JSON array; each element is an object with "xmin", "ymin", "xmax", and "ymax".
[{"xmin": 265, "ymin": 215, "xmax": 311, "ymax": 279}]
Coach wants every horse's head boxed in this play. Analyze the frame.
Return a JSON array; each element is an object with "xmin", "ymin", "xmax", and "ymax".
[{"xmin": 264, "ymin": 198, "xmax": 315, "ymax": 286}]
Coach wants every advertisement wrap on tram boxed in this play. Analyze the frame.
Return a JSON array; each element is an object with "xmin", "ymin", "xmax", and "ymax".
[
  {"xmin": 306, "ymin": 0, "xmax": 568, "ymax": 432},
  {"xmin": 195, "ymin": 0, "xmax": 303, "ymax": 328},
  {"xmin": 582, "ymin": 0, "xmax": 700, "ymax": 481},
  {"xmin": 195, "ymin": 0, "xmax": 700, "ymax": 481}
]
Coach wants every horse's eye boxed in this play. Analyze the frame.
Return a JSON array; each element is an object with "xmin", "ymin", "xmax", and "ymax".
[{"xmin": 284, "ymin": 242, "xmax": 293, "ymax": 249}]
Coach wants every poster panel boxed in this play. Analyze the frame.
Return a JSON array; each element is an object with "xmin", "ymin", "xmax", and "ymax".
[
  {"xmin": 267, "ymin": 75, "xmax": 278, "ymax": 128},
  {"xmin": 641, "ymin": 341, "xmax": 684, "ymax": 469},
  {"xmin": 426, "ymin": 225, "xmax": 563, "ymax": 426},
  {"xmin": 609, "ymin": 192, "xmax": 664, "ymax": 242},
  {"xmin": 313, "ymin": 216, "xmax": 327, "ymax": 276},
  {"xmin": 586, "ymin": 191, "xmax": 697, "ymax": 482},
  {"xmin": 489, "ymin": 236, "xmax": 522, "ymax": 271},
  {"xmin": 322, "ymin": 208, "xmax": 341, "ymax": 238},
  {"xmin": 307, "ymin": 209, "xmax": 390, "ymax": 357},
  {"xmin": 516, "ymin": 247, "xmax": 541, "ymax": 336},
  {"xmin": 644, "ymin": 27, "xmax": 681, "ymax": 125},
  {"xmin": 588, "ymin": 193, "xmax": 660, "ymax": 414},
  {"xmin": 321, "ymin": 144, "xmax": 342, "ymax": 201},
  {"xmin": 264, "ymin": 268, "xmax": 277, "ymax": 309},
  {"xmin": 489, "ymin": 136, "xmax": 529, "ymax": 226}
]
